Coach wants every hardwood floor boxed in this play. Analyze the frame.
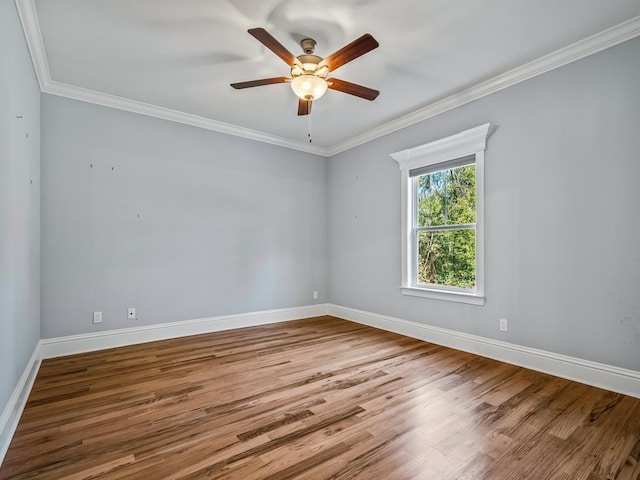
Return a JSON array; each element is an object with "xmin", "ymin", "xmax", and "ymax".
[{"xmin": 1, "ymin": 316, "xmax": 639, "ymax": 479}]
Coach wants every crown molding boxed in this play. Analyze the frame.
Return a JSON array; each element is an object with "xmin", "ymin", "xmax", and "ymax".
[
  {"xmin": 13, "ymin": 0, "xmax": 329, "ymax": 156},
  {"xmin": 14, "ymin": 0, "xmax": 49, "ymax": 90},
  {"xmin": 43, "ymin": 80, "xmax": 330, "ymax": 155},
  {"xmin": 14, "ymin": 0, "xmax": 640, "ymax": 158},
  {"xmin": 326, "ymin": 15, "xmax": 640, "ymax": 157}
]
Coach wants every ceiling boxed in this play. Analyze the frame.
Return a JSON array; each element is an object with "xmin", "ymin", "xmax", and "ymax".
[{"xmin": 18, "ymin": 0, "xmax": 640, "ymax": 155}]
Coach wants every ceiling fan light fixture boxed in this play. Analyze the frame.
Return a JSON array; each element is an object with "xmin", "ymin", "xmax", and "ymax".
[
  {"xmin": 232, "ymin": 28, "xmax": 380, "ymax": 115},
  {"xmin": 302, "ymin": 62, "xmax": 319, "ymax": 72},
  {"xmin": 291, "ymin": 74, "xmax": 328, "ymax": 101}
]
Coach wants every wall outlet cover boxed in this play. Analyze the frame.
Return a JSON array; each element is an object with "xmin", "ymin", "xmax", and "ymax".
[{"xmin": 499, "ymin": 318, "xmax": 508, "ymax": 332}]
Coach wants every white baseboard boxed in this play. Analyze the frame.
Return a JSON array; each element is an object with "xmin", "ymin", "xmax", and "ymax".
[
  {"xmin": 327, "ymin": 304, "xmax": 640, "ymax": 398},
  {"xmin": 0, "ymin": 343, "xmax": 42, "ymax": 465},
  {"xmin": 41, "ymin": 304, "xmax": 329, "ymax": 359}
]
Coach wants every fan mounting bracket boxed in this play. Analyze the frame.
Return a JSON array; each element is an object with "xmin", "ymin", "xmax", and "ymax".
[{"xmin": 300, "ymin": 38, "xmax": 317, "ymax": 55}]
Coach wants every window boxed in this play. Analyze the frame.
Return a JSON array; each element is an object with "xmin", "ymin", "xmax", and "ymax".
[
  {"xmin": 413, "ymin": 157, "xmax": 477, "ymax": 289},
  {"xmin": 391, "ymin": 124, "xmax": 491, "ymax": 305}
]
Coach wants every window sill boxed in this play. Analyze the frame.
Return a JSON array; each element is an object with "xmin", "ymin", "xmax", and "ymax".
[{"xmin": 400, "ymin": 286, "xmax": 485, "ymax": 305}]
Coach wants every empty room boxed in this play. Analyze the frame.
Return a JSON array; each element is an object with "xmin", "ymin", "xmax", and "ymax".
[{"xmin": 2, "ymin": 0, "xmax": 640, "ymax": 478}]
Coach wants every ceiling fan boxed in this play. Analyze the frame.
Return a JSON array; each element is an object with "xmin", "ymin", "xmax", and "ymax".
[{"xmin": 231, "ymin": 28, "xmax": 380, "ymax": 116}]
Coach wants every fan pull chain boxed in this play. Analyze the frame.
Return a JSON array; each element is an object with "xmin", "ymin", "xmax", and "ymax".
[{"xmin": 307, "ymin": 114, "xmax": 313, "ymax": 143}]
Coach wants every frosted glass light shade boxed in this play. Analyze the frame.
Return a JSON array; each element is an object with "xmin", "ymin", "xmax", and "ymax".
[{"xmin": 291, "ymin": 75, "xmax": 328, "ymax": 101}]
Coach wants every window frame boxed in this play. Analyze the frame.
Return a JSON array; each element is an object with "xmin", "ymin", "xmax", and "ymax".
[{"xmin": 391, "ymin": 123, "xmax": 491, "ymax": 305}]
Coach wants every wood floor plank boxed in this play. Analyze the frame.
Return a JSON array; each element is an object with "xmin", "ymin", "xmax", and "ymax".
[{"xmin": 1, "ymin": 315, "xmax": 638, "ymax": 479}]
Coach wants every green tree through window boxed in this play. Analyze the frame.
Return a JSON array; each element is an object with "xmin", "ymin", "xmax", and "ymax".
[{"xmin": 415, "ymin": 163, "xmax": 476, "ymax": 289}]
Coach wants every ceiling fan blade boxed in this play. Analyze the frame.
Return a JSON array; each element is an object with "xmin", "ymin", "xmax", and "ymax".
[
  {"xmin": 230, "ymin": 77, "xmax": 291, "ymax": 89},
  {"xmin": 248, "ymin": 28, "xmax": 301, "ymax": 67},
  {"xmin": 298, "ymin": 98, "xmax": 312, "ymax": 116},
  {"xmin": 319, "ymin": 33, "xmax": 379, "ymax": 72},
  {"xmin": 327, "ymin": 78, "xmax": 380, "ymax": 101}
]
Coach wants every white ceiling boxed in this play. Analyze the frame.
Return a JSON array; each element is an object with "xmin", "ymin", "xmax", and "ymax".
[{"xmin": 20, "ymin": 0, "xmax": 640, "ymax": 154}]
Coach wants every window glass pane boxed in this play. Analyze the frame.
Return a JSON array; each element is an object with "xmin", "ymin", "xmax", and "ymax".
[
  {"xmin": 417, "ymin": 229, "xmax": 476, "ymax": 289},
  {"xmin": 417, "ymin": 164, "xmax": 476, "ymax": 227},
  {"xmin": 445, "ymin": 164, "xmax": 476, "ymax": 224},
  {"xmin": 417, "ymin": 170, "xmax": 445, "ymax": 226}
]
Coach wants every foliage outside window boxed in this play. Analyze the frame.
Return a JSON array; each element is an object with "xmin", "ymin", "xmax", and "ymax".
[
  {"xmin": 414, "ymin": 160, "xmax": 476, "ymax": 289},
  {"xmin": 391, "ymin": 124, "xmax": 490, "ymax": 305}
]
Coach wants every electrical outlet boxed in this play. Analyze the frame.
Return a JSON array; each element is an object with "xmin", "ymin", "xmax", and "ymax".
[
  {"xmin": 313, "ymin": 291, "xmax": 319, "ymax": 300},
  {"xmin": 128, "ymin": 307, "xmax": 136, "ymax": 320},
  {"xmin": 499, "ymin": 318, "xmax": 508, "ymax": 332},
  {"xmin": 93, "ymin": 311, "xmax": 102, "ymax": 324}
]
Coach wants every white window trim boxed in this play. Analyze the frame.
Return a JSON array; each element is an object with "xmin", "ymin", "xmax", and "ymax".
[{"xmin": 391, "ymin": 123, "xmax": 491, "ymax": 306}]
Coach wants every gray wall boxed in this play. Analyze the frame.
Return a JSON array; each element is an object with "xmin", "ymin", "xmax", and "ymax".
[
  {"xmin": 31, "ymin": 23, "xmax": 640, "ymax": 373},
  {"xmin": 0, "ymin": 0, "xmax": 41, "ymax": 411},
  {"xmin": 41, "ymin": 95, "xmax": 327, "ymax": 337},
  {"xmin": 328, "ymin": 37, "xmax": 640, "ymax": 371}
]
